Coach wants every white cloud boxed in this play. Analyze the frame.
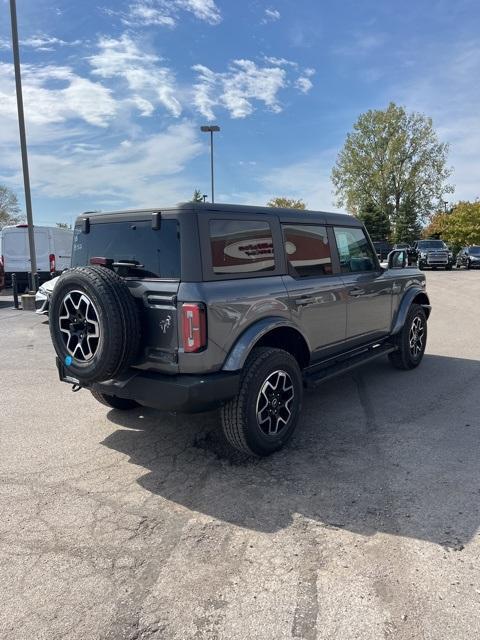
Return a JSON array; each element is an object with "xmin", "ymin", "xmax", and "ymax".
[
  {"xmin": 194, "ymin": 59, "xmax": 287, "ymax": 119},
  {"xmin": 88, "ymin": 34, "xmax": 182, "ymax": 117},
  {"xmin": 176, "ymin": 0, "xmax": 222, "ymax": 24},
  {"xmin": 5, "ymin": 123, "xmax": 202, "ymax": 205},
  {"xmin": 0, "ymin": 62, "xmax": 117, "ymax": 127},
  {"xmin": 121, "ymin": 0, "xmax": 221, "ymax": 27},
  {"xmin": 0, "ymin": 34, "xmax": 81, "ymax": 51},
  {"xmin": 263, "ymin": 56, "xmax": 298, "ymax": 68},
  {"xmin": 263, "ymin": 8, "xmax": 281, "ymax": 22},
  {"xmin": 193, "ymin": 59, "xmax": 315, "ymax": 119},
  {"xmin": 295, "ymin": 76, "xmax": 313, "ymax": 93}
]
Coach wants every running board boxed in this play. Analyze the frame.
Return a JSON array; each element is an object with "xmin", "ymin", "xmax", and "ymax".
[{"xmin": 303, "ymin": 343, "xmax": 395, "ymax": 388}]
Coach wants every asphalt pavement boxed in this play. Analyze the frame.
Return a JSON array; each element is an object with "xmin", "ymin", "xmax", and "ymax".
[{"xmin": 1, "ymin": 270, "xmax": 479, "ymax": 640}]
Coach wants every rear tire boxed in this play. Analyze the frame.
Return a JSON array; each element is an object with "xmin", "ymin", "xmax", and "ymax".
[
  {"xmin": 388, "ymin": 304, "xmax": 427, "ymax": 370},
  {"xmin": 90, "ymin": 390, "xmax": 139, "ymax": 410},
  {"xmin": 221, "ymin": 347, "xmax": 303, "ymax": 456}
]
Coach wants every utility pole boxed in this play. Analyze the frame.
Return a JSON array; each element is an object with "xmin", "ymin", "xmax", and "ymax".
[
  {"xmin": 200, "ymin": 125, "xmax": 220, "ymax": 203},
  {"xmin": 9, "ymin": 0, "xmax": 37, "ymax": 289}
]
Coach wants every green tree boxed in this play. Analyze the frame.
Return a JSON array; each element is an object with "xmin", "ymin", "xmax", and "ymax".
[
  {"xmin": 192, "ymin": 189, "xmax": 204, "ymax": 202},
  {"xmin": 267, "ymin": 197, "xmax": 306, "ymax": 210},
  {"xmin": 331, "ymin": 102, "xmax": 453, "ymax": 231},
  {"xmin": 357, "ymin": 201, "xmax": 391, "ymax": 241},
  {"xmin": 394, "ymin": 197, "xmax": 423, "ymax": 243},
  {"xmin": 424, "ymin": 201, "xmax": 480, "ymax": 250},
  {"xmin": 0, "ymin": 185, "xmax": 22, "ymax": 228}
]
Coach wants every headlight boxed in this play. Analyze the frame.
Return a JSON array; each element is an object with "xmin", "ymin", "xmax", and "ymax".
[
  {"xmin": 420, "ymin": 252, "xmax": 427, "ymax": 258},
  {"xmin": 448, "ymin": 252, "xmax": 453, "ymax": 258},
  {"xmin": 38, "ymin": 286, "xmax": 46, "ymax": 295}
]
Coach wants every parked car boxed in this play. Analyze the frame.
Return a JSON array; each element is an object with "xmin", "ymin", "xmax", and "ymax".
[
  {"xmin": 411, "ymin": 239, "xmax": 454, "ymax": 270},
  {"xmin": 0, "ymin": 224, "xmax": 73, "ymax": 290},
  {"xmin": 35, "ymin": 275, "xmax": 60, "ymax": 314},
  {"xmin": 456, "ymin": 246, "xmax": 480, "ymax": 269},
  {"xmin": 48, "ymin": 203, "xmax": 430, "ymax": 456},
  {"xmin": 372, "ymin": 240, "xmax": 392, "ymax": 261}
]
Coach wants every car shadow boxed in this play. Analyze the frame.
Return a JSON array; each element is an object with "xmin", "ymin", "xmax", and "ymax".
[{"xmin": 101, "ymin": 354, "xmax": 480, "ymax": 547}]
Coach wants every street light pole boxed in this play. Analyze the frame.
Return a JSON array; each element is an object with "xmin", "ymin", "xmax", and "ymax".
[
  {"xmin": 200, "ymin": 125, "xmax": 220, "ymax": 203},
  {"xmin": 9, "ymin": 0, "xmax": 37, "ymax": 289}
]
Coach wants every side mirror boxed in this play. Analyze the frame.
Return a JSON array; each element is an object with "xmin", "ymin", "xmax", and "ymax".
[{"xmin": 387, "ymin": 249, "xmax": 407, "ymax": 269}]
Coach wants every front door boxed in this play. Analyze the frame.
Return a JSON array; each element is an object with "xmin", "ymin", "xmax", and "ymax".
[
  {"xmin": 282, "ymin": 223, "xmax": 346, "ymax": 360},
  {"xmin": 333, "ymin": 226, "xmax": 393, "ymax": 342}
]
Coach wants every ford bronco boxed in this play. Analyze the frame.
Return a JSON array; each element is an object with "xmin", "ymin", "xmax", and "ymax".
[{"xmin": 49, "ymin": 203, "xmax": 431, "ymax": 456}]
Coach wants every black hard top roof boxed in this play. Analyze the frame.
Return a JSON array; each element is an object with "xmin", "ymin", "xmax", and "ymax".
[{"xmin": 76, "ymin": 201, "xmax": 361, "ymax": 227}]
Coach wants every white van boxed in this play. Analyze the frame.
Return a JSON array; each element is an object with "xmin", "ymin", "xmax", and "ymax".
[{"xmin": 0, "ymin": 225, "xmax": 73, "ymax": 288}]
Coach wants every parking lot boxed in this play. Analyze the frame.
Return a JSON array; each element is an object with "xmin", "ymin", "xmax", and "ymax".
[{"xmin": 1, "ymin": 270, "xmax": 479, "ymax": 640}]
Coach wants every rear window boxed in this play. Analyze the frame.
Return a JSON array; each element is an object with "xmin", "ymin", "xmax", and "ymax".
[
  {"xmin": 209, "ymin": 220, "xmax": 275, "ymax": 274},
  {"xmin": 72, "ymin": 219, "xmax": 180, "ymax": 279}
]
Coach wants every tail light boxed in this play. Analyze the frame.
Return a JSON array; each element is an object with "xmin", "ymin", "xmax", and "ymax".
[
  {"xmin": 49, "ymin": 253, "xmax": 56, "ymax": 273},
  {"xmin": 181, "ymin": 303, "xmax": 207, "ymax": 353}
]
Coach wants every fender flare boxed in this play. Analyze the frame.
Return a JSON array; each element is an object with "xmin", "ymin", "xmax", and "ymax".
[
  {"xmin": 222, "ymin": 316, "xmax": 311, "ymax": 372},
  {"xmin": 391, "ymin": 287, "xmax": 431, "ymax": 335}
]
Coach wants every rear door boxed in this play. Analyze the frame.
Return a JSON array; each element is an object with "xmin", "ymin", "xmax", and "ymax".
[
  {"xmin": 34, "ymin": 229, "xmax": 50, "ymax": 272},
  {"xmin": 52, "ymin": 229, "xmax": 73, "ymax": 271},
  {"xmin": 282, "ymin": 223, "xmax": 346, "ymax": 359},
  {"xmin": 3, "ymin": 228, "xmax": 28, "ymax": 273},
  {"xmin": 333, "ymin": 226, "xmax": 393, "ymax": 342},
  {"xmin": 72, "ymin": 215, "xmax": 182, "ymax": 372}
]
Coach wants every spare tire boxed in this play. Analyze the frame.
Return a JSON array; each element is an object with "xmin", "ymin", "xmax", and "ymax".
[{"xmin": 49, "ymin": 266, "xmax": 141, "ymax": 384}]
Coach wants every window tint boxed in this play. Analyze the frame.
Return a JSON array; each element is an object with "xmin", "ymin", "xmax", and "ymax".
[
  {"xmin": 72, "ymin": 219, "xmax": 180, "ymax": 279},
  {"xmin": 334, "ymin": 227, "xmax": 377, "ymax": 273},
  {"xmin": 282, "ymin": 224, "xmax": 332, "ymax": 277},
  {"xmin": 210, "ymin": 220, "xmax": 275, "ymax": 274}
]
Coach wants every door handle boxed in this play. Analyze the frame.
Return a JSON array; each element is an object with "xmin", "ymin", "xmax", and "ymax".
[{"xmin": 349, "ymin": 287, "xmax": 365, "ymax": 297}]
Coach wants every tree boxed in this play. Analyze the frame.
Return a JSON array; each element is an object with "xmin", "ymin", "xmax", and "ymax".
[
  {"xmin": 0, "ymin": 185, "xmax": 22, "ymax": 228},
  {"xmin": 56, "ymin": 222, "xmax": 72, "ymax": 230},
  {"xmin": 423, "ymin": 201, "xmax": 480, "ymax": 250},
  {"xmin": 394, "ymin": 197, "xmax": 423, "ymax": 243},
  {"xmin": 267, "ymin": 197, "xmax": 306, "ymax": 210},
  {"xmin": 357, "ymin": 200, "xmax": 391, "ymax": 241},
  {"xmin": 331, "ymin": 102, "xmax": 453, "ymax": 233},
  {"xmin": 192, "ymin": 189, "xmax": 204, "ymax": 202}
]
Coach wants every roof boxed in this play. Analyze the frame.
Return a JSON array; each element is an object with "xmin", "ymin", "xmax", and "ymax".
[{"xmin": 76, "ymin": 201, "xmax": 361, "ymax": 227}]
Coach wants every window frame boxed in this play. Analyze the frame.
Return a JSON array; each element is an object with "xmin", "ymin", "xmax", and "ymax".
[
  {"xmin": 198, "ymin": 212, "xmax": 286, "ymax": 281},
  {"xmin": 281, "ymin": 222, "xmax": 338, "ymax": 280},
  {"xmin": 331, "ymin": 225, "xmax": 382, "ymax": 274}
]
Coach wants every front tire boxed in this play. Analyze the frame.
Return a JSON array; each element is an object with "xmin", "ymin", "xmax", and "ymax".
[
  {"xmin": 221, "ymin": 347, "xmax": 303, "ymax": 456},
  {"xmin": 90, "ymin": 390, "xmax": 139, "ymax": 410},
  {"xmin": 388, "ymin": 304, "xmax": 427, "ymax": 370}
]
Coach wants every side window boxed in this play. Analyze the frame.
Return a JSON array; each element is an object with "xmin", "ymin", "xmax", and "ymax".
[
  {"xmin": 333, "ymin": 227, "xmax": 377, "ymax": 273},
  {"xmin": 282, "ymin": 224, "xmax": 332, "ymax": 277},
  {"xmin": 209, "ymin": 220, "xmax": 275, "ymax": 275}
]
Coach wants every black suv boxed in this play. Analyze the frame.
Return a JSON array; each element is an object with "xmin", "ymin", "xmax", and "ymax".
[
  {"xmin": 49, "ymin": 203, "xmax": 431, "ymax": 456},
  {"xmin": 412, "ymin": 239, "xmax": 454, "ymax": 270}
]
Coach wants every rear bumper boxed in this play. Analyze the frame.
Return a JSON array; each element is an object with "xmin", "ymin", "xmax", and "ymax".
[{"xmin": 57, "ymin": 359, "xmax": 240, "ymax": 413}]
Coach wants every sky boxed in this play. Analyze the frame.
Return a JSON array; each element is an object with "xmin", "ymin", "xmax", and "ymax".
[{"xmin": 0, "ymin": 0, "xmax": 479, "ymax": 226}]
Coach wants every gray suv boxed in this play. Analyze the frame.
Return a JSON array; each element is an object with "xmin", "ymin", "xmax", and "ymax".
[{"xmin": 49, "ymin": 203, "xmax": 431, "ymax": 456}]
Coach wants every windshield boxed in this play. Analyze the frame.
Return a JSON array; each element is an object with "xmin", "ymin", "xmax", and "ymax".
[
  {"xmin": 417, "ymin": 240, "xmax": 446, "ymax": 249},
  {"xmin": 468, "ymin": 246, "xmax": 480, "ymax": 255}
]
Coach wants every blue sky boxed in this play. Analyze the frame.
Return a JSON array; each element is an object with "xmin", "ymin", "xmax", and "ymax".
[{"xmin": 0, "ymin": 0, "xmax": 479, "ymax": 226}]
